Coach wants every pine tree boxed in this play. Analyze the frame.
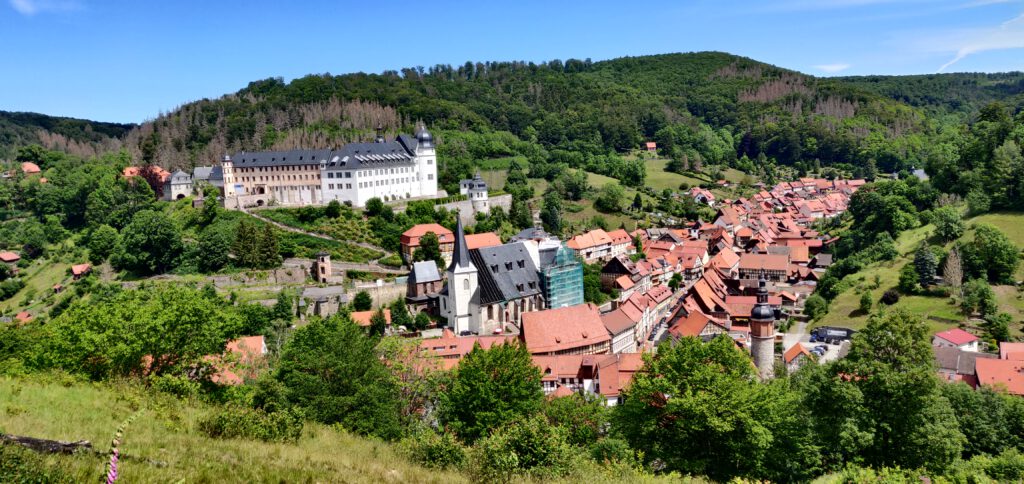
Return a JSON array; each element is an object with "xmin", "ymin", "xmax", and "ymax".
[
  {"xmin": 369, "ymin": 308, "xmax": 388, "ymax": 337},
  {"xmin": 389, "ymin": 299, "xmax": 411, "ymax": 331},
  {"xmin": 914, "ymin": 244, "xmax": 937, "ymax": 288},
  {"xmin": 258, "ymin": 225, "xmax": 282, "ymax": 269}
]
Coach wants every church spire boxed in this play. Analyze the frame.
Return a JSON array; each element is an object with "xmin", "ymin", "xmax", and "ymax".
[{"xmin": 448, "ymin": 212, "xmax": 471, "ymax": 272}]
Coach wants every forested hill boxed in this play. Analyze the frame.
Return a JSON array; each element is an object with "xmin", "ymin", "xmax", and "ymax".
[
  {"xmin": 836, "ymin": 72, "xmax": 1024, "ymax": 115},
  {"xmin": 0, "ymin": 110, "xmax": 134, "ymax": 160},
  {"xmin": 121, "ymin": 52, "xmax": 935, "ymax": 173},
  {"xmin": 9, "ymin": 52, "xmax": 1024, "ymax": 183}
]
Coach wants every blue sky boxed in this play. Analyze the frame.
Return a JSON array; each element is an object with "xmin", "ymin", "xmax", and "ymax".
[{"xmin": 2, "ymin": 0, "xmax": 1024, "ymax": 123}]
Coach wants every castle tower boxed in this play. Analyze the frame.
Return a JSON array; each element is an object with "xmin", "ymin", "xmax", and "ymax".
[
  {"xmin": 469, "ymin": 171, "xmax": 490, "ymax": 214},
  {"xmin": 221, "ymin": 154, "xmax": 237, "ymax": 197},
  {"xmin": 750, "ymin": 272, "xmax": 776, "ymax": 379},
  {"xmin": 443, "ymin": 215, "xmax": 478, "ymax": 334},
  {"xmin": 314, "ymin": 251, "xmax": 332, "ymax": 283},
  {"xmin": 415, "ymin": 125, "xmax": 437, "ymax": 198}
]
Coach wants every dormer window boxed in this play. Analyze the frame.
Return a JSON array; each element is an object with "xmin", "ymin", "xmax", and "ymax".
[
  {"xmin": 505, "ymin": 262, "xmax": 512, "ymax": 271},
  {"xmin": 517, "ymin": 260, "xmax": 525, "ymax": 269},
  {"xmin": 491, "ymin": 265, "xmax": 498, "ymax": 273}
]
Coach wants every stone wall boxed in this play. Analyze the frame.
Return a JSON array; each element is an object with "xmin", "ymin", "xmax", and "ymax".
[{"xmin": 348, "ymin": 279, "xmax": 408, "ymax": 308}]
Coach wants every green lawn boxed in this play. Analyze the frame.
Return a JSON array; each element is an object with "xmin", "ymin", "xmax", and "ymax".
[
  {"xmin": 0, "ymin": 259, "xmax": 70, "ymax": 314},
  {"xmin": 0, "ymin": 376, "xmax": 467, "ymax": 483},
  {"xmin": 816, "ymin": 212, "xmax": 1024, "ymax": 334},
  {"xmin": 815, "ymin": 223, "xmax": 966, "ymax": 333}
]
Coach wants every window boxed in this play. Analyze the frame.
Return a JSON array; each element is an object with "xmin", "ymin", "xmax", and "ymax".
[
  {"xmin": 427, "ymin": 159, "xmax": 433, "ymax": 164},
  {"xmin": 428, "ymin": 174, "xmax": 434, "ymax": 180},
  {"xmin": 346, "ymin": 184, "xmax": 352, "ymax": 189},
  {"xmin": 463, "ymin": 279, "xmax": 469, "ymax": 290}
]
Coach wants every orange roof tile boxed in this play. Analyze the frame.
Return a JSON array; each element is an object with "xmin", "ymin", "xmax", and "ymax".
[
  {"xmin": 20, "ymin": 162, "xmax": 41, "ymax": 174},
  {"xmin": 350, "ymin": 309, "xmax": 391, "ymax": 327},
  {"xmin": 464, "ymin": 232, "xmax": 501, "ymax": 250},
  {"xmin": 522, "ymin": 304, "xmax": 611, "ymax": 354},
  {"xmin": 668, "ymin": 311, "xmax": 727, "ymax": 338},
  {"xmin": 401, "ymin": 224, "xmax": 454, "ymax": 247},
  {"xmin": 976, "ymin": 359, "xmax": 1024, "ymax": 395},
  {"xmin": 0, "ymin": 251, "xmax": 19, "ymax": 263},
  {"xmin": 784, "ymin": 344, "xmax": 813, "ymax": 364},
  {"xmin": 739, "ymin": 253, "xmax": 789, "ymax": 272}
]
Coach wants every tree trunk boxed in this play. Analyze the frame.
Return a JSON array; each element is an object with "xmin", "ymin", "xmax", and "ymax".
[{"xmin": 0, "ymin": 433, "xmax": 92, "ymax": 454}]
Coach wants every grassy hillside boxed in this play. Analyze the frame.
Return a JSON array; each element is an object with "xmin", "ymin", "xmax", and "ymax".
[
  {"xmin": 0, "ymin": 376, "xmax": 466, "ymax": 483},
  {"xmin": 815, "ymin": 212, "xmax": 1024, "ymax": 334}
]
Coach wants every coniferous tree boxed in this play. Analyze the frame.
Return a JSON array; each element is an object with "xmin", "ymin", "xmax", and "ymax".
[
  {"xmin": 389, "ymin": 299, "xmax": 411, "ymax": 331},
  {"xmin": 352, "ymin": 291, "xmax": 373, "ymax": 311},
  {"xmin": 914, "ymin": 244, "xmax": 938, "ymax": 288}
]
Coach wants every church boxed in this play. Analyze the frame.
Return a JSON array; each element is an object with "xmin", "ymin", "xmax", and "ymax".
[
  {"xmin": 210, "ymin": 126, "xmax": 438, "ymax": 209},
  {"xmin": 440, "ymin": 217, "xmax": 547, "ymax": 335}
]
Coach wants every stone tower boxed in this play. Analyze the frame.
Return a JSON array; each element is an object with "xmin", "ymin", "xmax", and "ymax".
[
  {"xmin": 750, "ymin": 272, "xmax": 776, "ymax": 379},
  {"xmin": 443, "ymin": 215, "xmax": 478, "ymax": 334},
  {"xmin": 314, "ymin": 251, "xmax": 332, "ymax": 284}
]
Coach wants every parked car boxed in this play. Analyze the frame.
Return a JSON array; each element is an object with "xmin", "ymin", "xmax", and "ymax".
[
  {"xmin": 809, "ymin": 334, "xmax": 818, "ymax": 343},
  {"xmin": 815, "ymin": 345, "xmax": 828, "ymax": 353}
]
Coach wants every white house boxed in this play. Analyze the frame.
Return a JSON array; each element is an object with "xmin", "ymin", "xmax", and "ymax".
[{"xmin": 933, "ymin": 328, "xmax": 980, "ymax": 352}]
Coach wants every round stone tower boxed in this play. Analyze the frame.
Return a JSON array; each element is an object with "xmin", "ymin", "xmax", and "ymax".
[{"xmin": 750, "ymin": 272, "xmax": 776, "ymax": 379}]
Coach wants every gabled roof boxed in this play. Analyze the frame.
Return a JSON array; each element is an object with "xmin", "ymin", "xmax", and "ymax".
[
  {"xmin": 999, "ymin": 342, "xmax": 1024, "ymax": 361},
  {"xmin": 601, "ymin": 308, "xmax": 639, "ymax": 335},
  {"xmin": 470, "ymin": 242, "xmax": 542, "ymax": 305},
  {"xmin": 20, "ymin": 162, "xmax": 41, "ymax": 174},
  {"xmin": 14, "ymin": 311, "xmax": 32, "ymax": 323},
  {"xmin": 607, "ymin": 229, "xmax": 631, "ymax": 245},
  {"xmin": 934, "ymin": 328, "xmax": 979, "ymax": 346},
  {"xmin": 739, "ymin": 253, "xmax": 790, "ymax": 272},
  {"xmin": 522, "ymin": 304, "xmax": 611, "ymax": 354},
  {"xmin": 668, "ymin": 311, "xmax": 727, "ymax": 339},
  {"xmin": 410, "ymin": 261, "xmax": 441, "ymax": 284},
  {"xmin": 71, "ymin": 263, "xmax": 91, "ymax": 276},
  {"xmin": 976, "ymin": 359, "xmax": 1024, "ymax": 395},
  {"xmin": 0, "ymin": 251, "xmax": 19, "ymax": 263},
  {"xmin": 784, "ymin": 344, "xmax": 812, "ymax": 364},
  {"xmin": 567, "ymin": 229, "xmax": 613, "ymax": 250},
  {"xmin": 614, "ymin": 274, "xmax": 635, "ymax": 291},
  {"xmin": 402, "ymin": 223, "xmax": 454, "ymax": 247},
  {"xmin": 464, "ymin": 232, "xmax": 502, "ymax": 250}
]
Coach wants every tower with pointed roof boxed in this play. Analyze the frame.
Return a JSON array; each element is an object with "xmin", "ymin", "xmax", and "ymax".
[
  {"xmin": 750, "ymin": 271, "xmax": 776, "ymax": 379},
  {"xmin": 441, "ymin": 214, "xmax": 479, "ymax": 334},
  {"xmin": 415, "ymin": 124, "xmax": 437, "ymax": 198}
]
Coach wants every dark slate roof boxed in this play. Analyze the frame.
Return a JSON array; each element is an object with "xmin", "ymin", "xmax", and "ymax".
[
  {"xmin": 231, "ymin": 135, "xmax": 421, "ymax": 170},
  {"xmin": 933, "ymin": 346, "xmax": 997, "ymax": 374},
  {"xmin": 411, "ymin": 261, "xmax": 441, "ymax": 284},
  {"xmin": 470, "ymin": 242, "xmax": 542, "ymax": 305},
  {"xmin": 169, "ymin": 170, "xmax": 191, "ymax": 182},
  {"xmin": 192, "ymin": 166, "xmax": 214, "ymax": 181},
  {"xmin": 448, "ymin": 217, "xmax": 472, "ymax": 272},
  {"xmin": 510, "ymin": 227, "xmax": 550, "ymax": 242}
]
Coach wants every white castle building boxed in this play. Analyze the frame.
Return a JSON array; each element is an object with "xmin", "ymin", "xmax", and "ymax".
[{"xmin": 211, "ymin": 126, "xmax": 439, "ymax": 209}]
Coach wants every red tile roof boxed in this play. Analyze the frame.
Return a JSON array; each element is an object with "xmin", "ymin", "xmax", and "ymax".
[
  {"xmin": 601, "ymin": 308, "xmax": 638, "ymax": 335},
  {"xmin": 608, "ymin": 229, "xmax": 631, "ymax": 245},
  {"xmin": 401, "ymin": 224, "xmax": 454, "ymax": 247},
  {"xmin": 420, "ymin": 333, "xmax": 517, "ymax": 360},
  {"xmin": 350, "ymin": 309, "xmax": 391, "ymax": 327},
  {"xmin": 614, "ymin": 274, "xmax": 635, "ymax": 291},
  {"xmin": 522, "ymin": 304, "xmax": 611, "ymax": 354},
  {"xmin": 567, "ymin": 229, "xmax": 612, "ymax": 250},
  {"xmin": 71, "ymin": 263, "xmax": 91, "ymax": 276},
  {"xmin": 0, "ymin": 251, "xmax": 19, "ymax": 263},
  {"xmin": 999, "ymin": 342, "xmax": 1024, "ymax": 361},
  {"xmin": 598, "ymin": 352, "xmax": 644, "ymax": 397},
  {"xmin": 668, "ymin": 311, "xmax": 727, "ymax": 338},
  {"xmin": 14, "ymin": 311, "xmax": 32, "ymax": 323},
  {"xmin": 976, "ymin": 359, "xmax": 1024, "ymax": 395},
  {"xmin": 784, "ymin": 344, "xmax": 813, "ymax": 364},
  {"xmin": 739, "ymin": 253, "xmax": 790, "ymax": 272},
  {"xmin": 934, "ymin": 328, "xmax": 979, "ymax": 346},
  {"xmin": 464, "ymin": 232, "xmax": 501, "ymax": 250},
  {"xmin": 20, "ymin": 162, "xmax": 41, "ymax": 174}
]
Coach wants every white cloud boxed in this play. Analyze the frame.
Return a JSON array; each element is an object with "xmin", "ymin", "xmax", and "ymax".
[
  {"xmin": 815, "ymin": 63, "xmax": 852, "ymax": 73},
  {"xmin": 938, "ymin": 12, "xmax": 1024, "ymax": 70},
  {"xmin": 8, "ymin": 0, "xmax": 81, "ymax": 16}
]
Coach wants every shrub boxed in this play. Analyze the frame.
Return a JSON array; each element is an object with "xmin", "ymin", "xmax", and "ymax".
[
  {"xmin": 881, "ymin": 289, "xmax": 900, "ymax": 305},
  {"xmin": 378, "ymin": 254, "xmax": 404, "ymax": 268},
  {"xmin": 589, "ymin": 437, "xmax": 639, "ymax": 467},
  {"xmin": 0, "ymin": 443, "xmax": 75, "ymax": 484},
  {"xmin": 804, "ymin": 294, "xmax": 828, "ymax": 321},
  {"xmin": 400, "ymin": 430, "xmax": 467, "ymax": 470},
  {"xmin": 150, "ymin": 374, "xmax": 200, "ymax": 399},
  {"xmin": 198, "ymin": 406, "xmax": 304, "ymax": 443},
  {"xmin": 468, "ymin": 416, "xmax": 579, "ymax": 482}
]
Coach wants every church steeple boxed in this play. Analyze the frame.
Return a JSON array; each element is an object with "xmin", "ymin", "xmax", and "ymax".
[
  {"xmin": 750, "ymin": 270, "xmax": 776, "ymax": 379},
  {"xmin": 449, "ymin": 213, "xmax": 471, "ymax": 272}
]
